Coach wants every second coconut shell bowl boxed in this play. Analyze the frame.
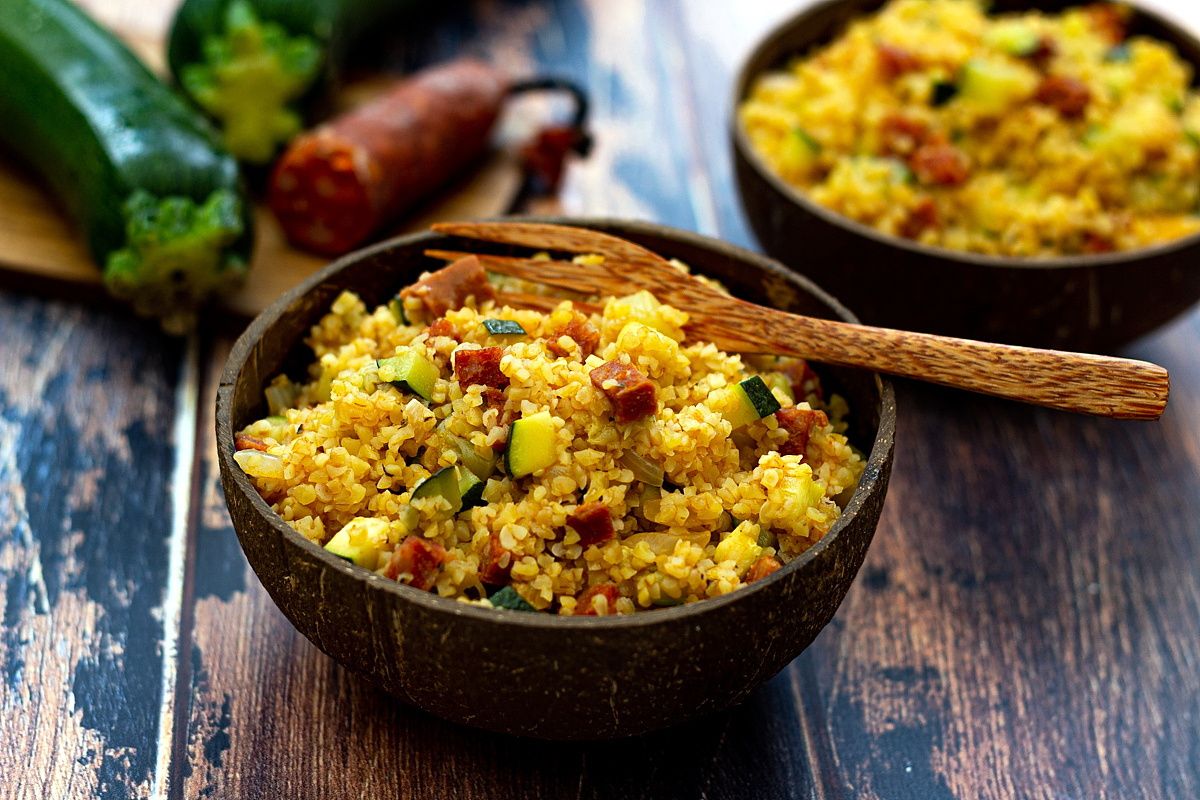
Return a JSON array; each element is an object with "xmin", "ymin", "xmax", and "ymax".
[
  {"xmin": 216, "ymin": 218, "xmax": 895, "ymax": 740},
  {"xmin": 732, "ymin": 0, "xmax": 1200, "ymax": 351}
]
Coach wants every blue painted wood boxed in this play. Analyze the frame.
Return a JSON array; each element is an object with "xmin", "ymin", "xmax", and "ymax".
[{"xmin": 0, "ymin": 291, "xmax": 183, "ymax": 798}]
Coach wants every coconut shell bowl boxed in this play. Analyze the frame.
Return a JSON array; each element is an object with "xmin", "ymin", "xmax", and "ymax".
[
  {"xmin": 215, "ymin": 218, "xmax": 896, "ymax": 740},
  {"xmin": 732, "ymin": 0, "xmax": 1200, "ymax": 351}
]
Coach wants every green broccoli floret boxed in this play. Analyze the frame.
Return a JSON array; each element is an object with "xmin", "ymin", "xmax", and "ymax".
[
  {"xmin": 104, "ymin": 188, "xmax": 248, "ymax": 334},
  {"xmin": 489, "ymin": 586, "xmax": 536, "ymax": 612},
  {"xmin": 180, "ymin": 0, "xmax": 322, "ymax": 163}
]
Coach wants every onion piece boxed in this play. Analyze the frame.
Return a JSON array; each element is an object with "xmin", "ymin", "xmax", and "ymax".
[{"xmin": 620, "ymin": 450, "xmax": 664, "ymax": 487}]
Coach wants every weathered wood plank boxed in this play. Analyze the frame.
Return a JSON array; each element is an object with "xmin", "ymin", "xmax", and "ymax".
[
  {"xmin": 783, "ymin": 309, "xmax": 1200, "ymax": 800},
  {"xmin": 0, "ymin": 292, "xmax": 185, "ymax": 800}
]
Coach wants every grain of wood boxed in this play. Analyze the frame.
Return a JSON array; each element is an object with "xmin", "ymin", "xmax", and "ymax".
[
  {"xmin": 787, "ymin": 313, "xmax": 1200, "ymax": 800},
  {"xmin": 431, "ymin": 222, "xmax": 1169, "ymax": 419},
  {"xmin": 0, "ymin": 293, "xmax": 183, "ymax": 800}
]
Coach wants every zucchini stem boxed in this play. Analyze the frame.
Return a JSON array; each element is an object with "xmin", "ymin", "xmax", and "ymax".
[
  {"xmin": 180, "ymin": 0, "xmax": 322, "ymax": 163},
  {"xmin": 104, "ymin": 189, "xmax": 248, "ymax": 334}
]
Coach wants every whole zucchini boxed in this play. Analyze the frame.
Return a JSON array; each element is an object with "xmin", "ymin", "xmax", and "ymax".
[
  {"xmin": 0, "ymin": 0, "xmax": 253, "ymax": 332},
  {"xmin": 168, "ymin": 0, "xmax": 427, "ymax": 164}
]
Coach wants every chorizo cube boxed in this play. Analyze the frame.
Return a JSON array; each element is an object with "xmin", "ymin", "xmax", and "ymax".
[
  {"xmin": 454, "ymin": 346, "xmax": 509, "ymax": 388},
  {"xmin": 478, "ymin": 534, "xmax": 512, "ymax": 585},
  {"xmin": 575, "ymin": 583, "xmax": 620, "ymax": 616},
  {"xmin": 775, "ymin": 407, "xmax": 829, "ymax": 458},
  {"xmin": 589, "ymin": 360, "xmax": 657, "ymax": 423},
  {"xmin": 567, "ymin": 502, "xmax": 615, "ymax": 548},
  {"xmin": 385, "ymin": 536, "xmax": 449, "ymax": 590},
  {"xmin": 400, "ymin": 255, "xmax": 495, "ymax": 319}
]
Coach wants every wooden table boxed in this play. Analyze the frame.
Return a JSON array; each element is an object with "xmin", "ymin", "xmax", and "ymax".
[{"xmin": 3, "ymin": 1, "xmax": 1199, "ymax": 798}]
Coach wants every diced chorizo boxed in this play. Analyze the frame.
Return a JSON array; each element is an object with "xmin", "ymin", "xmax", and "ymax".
[
  {"xmin": 385, "ymin": 536, "xmax": 449, "ymax": 590},
  {"xmin": 268, "ymin": 60, "xmax": 509, "ymax": 256},
  {"xmin": 775, "ymin": 407, "xmax": 829, "ymax": 458},
  {"xmin": 900, "ymin": 197, "xmax": 940, "ymax": 239},
  {"xmin": 910, "ymin": 143, "xmax": 970, "ymax": 186},
  {"xmin": 1084, "ymin": 3, "xmax": 1128, "ymax": 44},
  {"xmin": 546, "ymin": 311, "xmax": 600, "ymax": 358},
  {"xmin": 400, "ymin": 255, "xmax": 495, "ymax": 319},
  {"xmin": 589, "ymin": 360, "xmax": 657, "ymax": 423},
  {"xmin": 781, "ymin": 359, "xmax": 823, "ymax": 402},
  {"xmin": 1028, "ymin": 35, "xmax": 1058, "ymax": 69},
  {"xmin": 876, "ymin": 43, "xmax": 921, "ymax": 79},
  {"xmin": 879, "ymin": 114, "xmax": 931, "ymax": 158},
  {"xmin": 575, "ymin": 583, "xmax": 620, "ymax": 616},
  {"xmin": 478, "ymin": 534, "xmax": 512, "ymax": 585},
  {"xmin": 1034, "ymin": 75, "xmax": 1091, "ymax": 119},
  {"xmin": 567, "ymin": 502, "xmax": 615, "ymax": 548},
  {"xmin": 1083, "ymin": 232, "xmax": 1116, "ymax": 254},
  {"xmin": 747, "ymin": 555, "xmax": 783, "ymax": 582},
  {"xmin": 427, "ymin": 317, "xmax": 459, "ymax": 340},
  {"xmin": 481, "ymin": 386, "xmax": 506, "ymax": 411},
  {"xmin": 454, "ymin": 346, "xmax": 509, "ymax": 389},
  {"xmin": 235, "ymin": 433, "xmax": 270, "ymax": 452}
]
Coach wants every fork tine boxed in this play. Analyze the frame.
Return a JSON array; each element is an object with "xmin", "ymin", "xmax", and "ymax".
[
  {"xmin": 424, "ymin": 249, "xmax": 621, "ymax": 295},
  {"xmin": 431, "ymin": 221, "xmax": 671, "ymax": 267}
]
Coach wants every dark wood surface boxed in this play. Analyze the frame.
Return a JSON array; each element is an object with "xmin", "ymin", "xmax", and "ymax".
[{"xmin": 2, "ymin": 1, "xmax": 1199, "ymax": 798}]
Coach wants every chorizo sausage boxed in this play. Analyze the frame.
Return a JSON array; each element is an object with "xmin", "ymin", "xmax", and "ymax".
[
  {"xmin": 269, "ymin": 59, "xmax": 508, "ymax": 255},
  {"xmin": 567, "ymin": 502, "xmax": 615, "ymax": 548}
]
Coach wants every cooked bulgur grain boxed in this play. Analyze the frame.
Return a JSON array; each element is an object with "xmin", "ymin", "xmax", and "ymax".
[
  {"xmin": 234, "ymin": 257, "xmax": 864, "ymax": 615},
  {"xmin": 740, "ymin": 0, "xmax": 1200, "ymax": 256}
]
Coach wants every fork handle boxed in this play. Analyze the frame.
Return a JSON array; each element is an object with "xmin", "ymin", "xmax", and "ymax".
[{"xmin": 712, "ymin": 301, "xmax": 1169, "ymax": 420}]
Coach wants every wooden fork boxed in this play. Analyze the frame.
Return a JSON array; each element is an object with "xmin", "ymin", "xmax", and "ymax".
[{"xmin": 427, "ymin": 221, "xmax": 1169, "ymax": 420}]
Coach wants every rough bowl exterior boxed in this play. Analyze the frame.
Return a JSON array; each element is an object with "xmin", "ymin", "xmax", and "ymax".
[
  {"xmin": 216, "ymin": 218, "xmax": 896, "ymax": 740},
  {"xmin": 732, "ymin": 0, "xmax": 1200, "ymax": 352}
]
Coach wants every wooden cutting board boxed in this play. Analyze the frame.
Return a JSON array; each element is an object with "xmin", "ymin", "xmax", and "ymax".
[{"xmin": 0, "ymin": 0, "xmax": 523, "ymax": 319}]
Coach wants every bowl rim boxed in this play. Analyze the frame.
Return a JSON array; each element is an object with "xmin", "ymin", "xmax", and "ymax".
[
  {"xmin": 217, "ymin": 216, "xmax": 896, "ymax": 631},
  {"xmin": 729, "ymin": 0, "xmax": 1200, "ymax": 270}
]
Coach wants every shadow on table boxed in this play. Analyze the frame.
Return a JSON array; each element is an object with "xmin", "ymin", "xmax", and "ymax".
[{"xmin": 345, "ymin": 656, "xmax": 819, "ymax": 800}]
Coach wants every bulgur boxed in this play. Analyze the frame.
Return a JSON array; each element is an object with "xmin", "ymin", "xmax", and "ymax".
[
  {"xmin": 740, "ymin": 0, "xmax": 1200, "ymax": 256},
  {"xmin": 233, "ymin": 256, "xmax": 864, "ymax": 615}
]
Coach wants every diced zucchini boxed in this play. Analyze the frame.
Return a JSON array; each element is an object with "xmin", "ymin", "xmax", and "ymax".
[
  {"xmin": 458, "ymin": 469, "xmax": 485, "ymax": 510},
  {"xmin": 1105, "ymin": 43, "xmax": 1131, "ymax": 63},
  {"xmin": 377, "ymin": 349, "xmax": 437, "ymax": 401},
  {"xmin": 482, "ymin": 319, "xmax": 526, "ymax": 336},
  {"xmin": 505, "ymin": 410, "xmax": 558, "ymax": 478},
  {"xmin": 388, "ymin": 296, "xmax": 408, "ymax": 324},
  {"xmin": 265, "ymin": 414, "xmax": 287, "ymax": 425},
  {"xmin": 958, "ymin": 58, "xmax": 1036, "ymax": 113},
  {"xmin": 715, "ymin": 376, "xmax": 782, "ymax": 429},
  {"xmin": 489, "ymin": 585, "xmax": 535, "ymax": 611},
  {"xmin": 412, "ymin": 466, "xmax": 462, "ymax": 513},
  {"xmin": 714, "ymin": 521, "xmax": 764, "ymax": 576},
  {"xmin": 930, "ymin": 79, "xmax": 958, "ymax": 107},
  {"xmin": 983, "ymin": 21, "xmax": 1040, "ymax": 56},
  {"xmin": 396, "ymin": 505, "xmax": 420, "ymax": 533},
  {"xmin": 779, "ymin": 126, "xmax": 821, "ymax": 174},
  {"xmin": 756, "ymin": 527, "xmax": 777, "ymax": 548},
  {"xmin": 324, "ymin": 517, "xmax": 390, "ymax": 568}
]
